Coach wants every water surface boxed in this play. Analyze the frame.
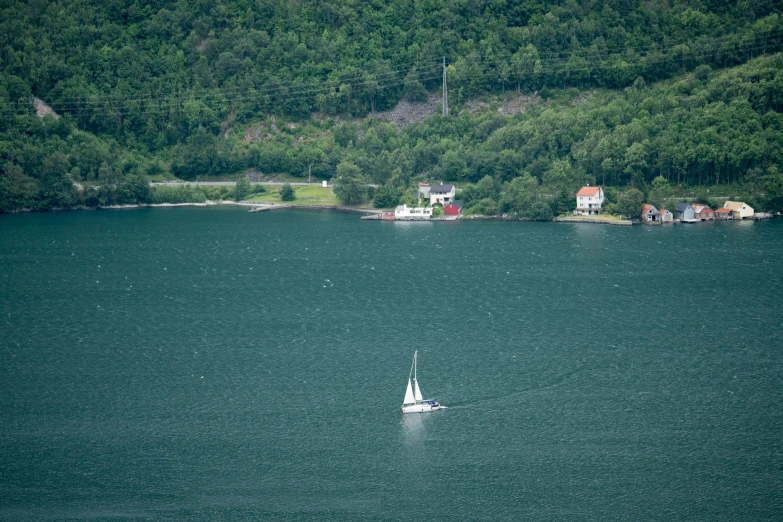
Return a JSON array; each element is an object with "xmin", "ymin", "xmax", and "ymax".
[{"xmin": 1, "ymin": 208, "xmax": 782, "ymax": 520}]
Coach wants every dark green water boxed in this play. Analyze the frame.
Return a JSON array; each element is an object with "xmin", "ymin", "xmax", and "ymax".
[{"xmin": 1, "ymin": 207, "xmax": 782, "ymax": 520}]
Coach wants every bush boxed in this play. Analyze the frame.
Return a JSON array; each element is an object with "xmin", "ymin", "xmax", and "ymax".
[
  {"xmin": 280, "ymin": 183, "xmax": 296, "ymax": 201},
  {"xmin": 151, "ymin": 185, "xmax": 207, "ymax": 204},
  {"xmin": 234, "ymin": 176, "xmax": 250, "ymax": 201},
  {"xmin": 465, "ymin": 197, "xmax": 499, "ymax": 216},
  {"xmin": 373, "ymin": 185, "xmax": 402, "ymax": 208},
  {"xmin": 527, "ymin": 200, "xmax": 554, "ymax": 221},
  {"xmin": 615, "ymin": 188, "xmax": 645, "ymax": 218}
]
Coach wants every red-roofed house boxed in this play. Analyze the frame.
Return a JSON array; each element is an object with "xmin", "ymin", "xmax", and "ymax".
[{"xmin": 575, "ymin": 186, "xmax": 604, "ymax": 216}]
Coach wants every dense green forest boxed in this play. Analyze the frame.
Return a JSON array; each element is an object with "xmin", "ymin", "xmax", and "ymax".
[{"xmin": 1, "ymin": 0, "xmax": 782, "ymax": 213}]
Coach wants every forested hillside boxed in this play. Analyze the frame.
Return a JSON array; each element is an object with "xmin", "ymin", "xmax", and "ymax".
[{"xmin": 1, "ymin": 0, "xmax": 782, "ymax": 212}]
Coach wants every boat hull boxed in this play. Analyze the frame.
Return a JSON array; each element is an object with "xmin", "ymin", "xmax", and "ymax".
[{"xmin": 402, "ymin": 403, "xmax": 441, "ymax": 414}]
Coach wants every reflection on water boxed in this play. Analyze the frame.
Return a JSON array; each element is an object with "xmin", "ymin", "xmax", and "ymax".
[
  {"xmin": 392, "ymin": 221, "xmax": 435, "ymax": 230},
  {"xmin": 401, "ymin": 413, "xmax": 426, "ymax": 444}
]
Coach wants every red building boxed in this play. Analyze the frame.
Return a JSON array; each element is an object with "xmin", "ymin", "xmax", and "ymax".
[{"xmin": 444, "ymin": 201, "xmax": 463, "ymax": 216}]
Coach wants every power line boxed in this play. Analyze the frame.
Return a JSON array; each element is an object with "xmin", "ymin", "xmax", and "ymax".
[
  {"xmin": 0, "ymin": 61, "xmax": 444, "ymax": 117},
  {"xmin": 2, "ymin": 30, "xmax": 780, "ymax": 118},
  {"xmin": 24, "ymin": 59, "xmax": 445, "ymax": 107}
]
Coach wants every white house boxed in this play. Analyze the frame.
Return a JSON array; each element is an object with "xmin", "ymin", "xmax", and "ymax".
[
  {"xmin": 429, "ymin": 184, "xmax": 456, "ymax": 205},
  {"xmin": 575, "ymin": 186, "xmax": 604, "ymax": 215},
  {"xmin": 723, "ymin": 200, "xmax": 754, "ymax": 219},
  {"xmin": 394, "ymin": 204, "xmax": 433, "ymax": 219}
]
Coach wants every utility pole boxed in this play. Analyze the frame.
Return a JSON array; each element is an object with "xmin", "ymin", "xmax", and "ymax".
[{"xmin": 442, "ymin": 56, "xmax": 448, "ymax": 116}]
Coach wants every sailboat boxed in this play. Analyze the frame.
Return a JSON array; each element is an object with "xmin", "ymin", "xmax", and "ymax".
[{"xmin": 401, "ymin": 350, "xmax": 445, "ymax": 414}]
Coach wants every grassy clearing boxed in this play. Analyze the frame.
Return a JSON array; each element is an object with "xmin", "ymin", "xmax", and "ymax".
[{"xmin": 247, "ymin": 185, "xmax": 339, "ymax": 205}]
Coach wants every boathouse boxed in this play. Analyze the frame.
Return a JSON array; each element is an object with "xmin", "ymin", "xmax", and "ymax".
[
  {"xmin": 575, "ymin": 185, "xmax": 604, "ymax": 216},
  {"xmin": 691, "ymin": 203, "xmax": 714, "ymax": 221},
  {"xmin": 723, "ymin": 201, "xmax": 754, "ymax": 219},
  {"xmin": 641, "ymin": 204, "xmax": 660, "ymax": 223},
  {"xmin": 444, "ymin": 201, "xmax": 463, "ymax": 216},
  {"xmin": 715, "ymin": 208, "xmax": 734, "ymax": 220},
  {"xmin": 659, "ymin": 208, "xmax": 674, "ymax": 223},
  {"xmin": 676, "ymin": 203, "xmax": 697, "ymax": 222}
]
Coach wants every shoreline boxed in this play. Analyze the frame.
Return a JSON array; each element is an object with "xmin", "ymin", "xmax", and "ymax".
[
  {"xmin": 553, "ymin": 216, "xmax": 634, "ymax": 226},
  {"xmin": 5, "ymin": 200, "xmax": 378, "ymax": 214},
  {"xmin": 4, "ymin": 203, "xmax": 779, "ymax": 226}
]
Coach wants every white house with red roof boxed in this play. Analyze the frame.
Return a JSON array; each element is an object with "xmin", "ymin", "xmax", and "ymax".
[{"xmin": 575, "ymin": 185, "xmax": 604, "ymax": 216}]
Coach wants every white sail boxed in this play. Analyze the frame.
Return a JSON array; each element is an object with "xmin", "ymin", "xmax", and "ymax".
[
  {"xmin": 414, "ymin": 379, "xmax": 423, "ymax": 402},
  {"xmin": 403, "ymin": 379, "xmax": 415, "ymax": 405}
]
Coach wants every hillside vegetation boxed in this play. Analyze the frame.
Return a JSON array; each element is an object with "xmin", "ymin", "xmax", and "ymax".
[{"xmin": 1, "ymin": 0, "xmax": 782, "ymax": 212}]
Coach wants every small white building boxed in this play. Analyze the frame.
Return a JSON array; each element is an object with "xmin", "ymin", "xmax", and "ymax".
[
  {"xmin": 575, "ymin": 186, "xmax": 604, "ymax": 215},
  {"xmin": 429, "ymin": 184, "xmax": 456, "ymax": 205},
  {"xmin": 723, "ymin": 200, "xmax": 754, "ymax": 219},
  {"xmin": 394, "ymin": 204, "xmax": 433, "ymax": 219}
]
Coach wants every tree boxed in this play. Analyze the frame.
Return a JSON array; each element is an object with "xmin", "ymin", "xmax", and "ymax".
[
  {"xmin": 472, "ymin": 175, "xmax": 501, "ymax": 202},
  {"xmin": 762, "ymin": 166, "xmax": 783, "ymax": 212},
  {"xmin": 511, "ymin": 44, "xmax": 540, "ymax": 91},
  {"xmin": 528, "ymin": 200, "xmax": 554, "ymax": 221},
  {"xmin": 543, "ymin": 159, "xmax": 579, "ymax": 192},
  {"xmin": 116, "ymin": 174, "xmax": 151, "ymax": 204},
  {"xmin": 648, "ymin": 176, "xmax": 672, "ymax": 208},
  {"xmin": 333, "ymin": 161, "xmax": 366, "ymax": 205},
  {"xmin": 234, "ymin": 176, "xmax": 251, "ymax": 201},
  {"xmin": 495, "ymin": 150, "xmax": 523, "ymax": 182},
  {"xmin": 615, "ymin": 187, "xmax": 645, "ymax": 218},
  {"xmin": 553, "ymin": 189, "xmax": 576, "ymax": 215},
  {"xmin": 373, "ymin": 184, "xmax": 401, "ymax": 208},
  {"xmin": 624, "ymin": 141, "xmax": 649, "ymax": 186},
  {"xmin": 173, "ymin": 126, "xmax": 219, "ymax": 180},
  {"xmin": 300, "ymin": 145, "xmax": 326, "ymax": 184},
  {"xmin": 280, "ymin": 183, "xmax": 296, "ymax": 201},
  {"xmin": 501, "ymin": 174, "xmax": 539, "ymax": 215},
  {"xmin": 441, "ymin": 149, "xmax": 467, "ymax": 181}
]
